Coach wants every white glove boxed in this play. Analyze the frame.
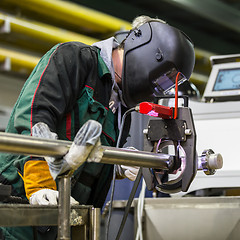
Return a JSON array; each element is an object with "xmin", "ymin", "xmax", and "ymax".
[
  {"xmin": 29, "ymin": 189, "xmax": 79, "ymax": 205},
  {"xmin": 32, "ymin": 120, "xmax": 103, "ymax": 179},
  {"xmin": 32, "ymin": 123, "xmax": 58, "ymax": 140},
  {"xmin": 117, "ymin": 165, "xmax": 140, "ymax": 181},
  {"xmin": 63, "ymin": 120, "xmax": 103, "ymax": 170},
  {"xmin": 116, "ymin": 146, "xmax": 140, "ymax": 181},
  {"xmin": 32, "ymin": 122, "xmax": 63, "ymax": 179}
]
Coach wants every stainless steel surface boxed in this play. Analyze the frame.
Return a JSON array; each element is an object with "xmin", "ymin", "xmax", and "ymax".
[
  {"xmin": 58, "ymin": 176, "xmax": 71, "ymax": 240},
  {"xmin": 142, "ymin": 197, "xmax": 240, "ymax": 240},
  {"xmin": 208, "ymin": 153, "xmax": 223, "ymax": 169},
  {"xmin": 90, "ymin": 207, "xmax": 100, "ymax": 240},
  {"xmin": 0, "ymin": 204, "xmax": 91, "ymax": 227},
  {"xmin": 0, "ymin": 132, "xmax": 170, "ymax": 169},
  {"xmin": 104, "ymin": 197, "xmax": 240, "ymax": 240},
  {"xmin": 198, "ymin": 149, "xmax": 223, "ymax": 175},
  {"xmin": 0, "ymin": 204, "xmax": 99, "ymax": 240},
  {"xmin": 102, "ymin": 147, "xmax": 170, "ymax": 169},
  {"xmin": 0, "ymin": 132, "xmax": 70, "ymax": 157}
]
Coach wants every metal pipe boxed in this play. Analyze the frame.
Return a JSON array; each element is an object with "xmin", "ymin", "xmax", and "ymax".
[
  {"xmin": 101, "ymin": 147, "xmax": 170, "ymax": 169},
  {"xmin": 0, "ymin": 132, "xmax": 170, "ymax": 169},
  {"xmin": 0, "ymin": 132, "xmax": 69, "ymax": 157},
  {"xmin": 58, "ymin": 176, "xmax": 71, "ymax": 240},
  {"xmin": 90, "ymin": 207, "xmax": 100, "ymax": 240}
]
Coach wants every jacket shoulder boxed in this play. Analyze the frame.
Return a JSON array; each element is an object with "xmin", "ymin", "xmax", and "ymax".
[{"xmin": 58, "ymin": 41, "xmax": 97, "ymax": 53}]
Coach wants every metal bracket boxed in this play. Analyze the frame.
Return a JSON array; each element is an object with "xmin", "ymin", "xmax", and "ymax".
[
  {"xmin": 0, "ymin": 17, "xmax": 11, "ymax": 33},
  {"xmin": 147, "ymin": 119, "xmax": 186, "ymax": 142},
  {"xmin": 143, "ymin": 107, "xmax": 198, "ymax": 193},
  {"xmin": 0, "ymin": 57, "xmax": 11, "ymax": 71}
]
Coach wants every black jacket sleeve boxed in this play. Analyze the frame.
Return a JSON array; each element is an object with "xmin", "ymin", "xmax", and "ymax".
[{"xmin": 31, "ymin": 42, "xmax": 98, "ymax": 132}]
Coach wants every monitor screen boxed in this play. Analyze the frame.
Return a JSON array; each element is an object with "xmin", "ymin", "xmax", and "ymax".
[
  {"xmin": 213, "ymin": 68, "xmax": 240, "ymax": 91},
  {"xmin": 203, "ymin": 61, "xmax": 240, "ymax": 102}
]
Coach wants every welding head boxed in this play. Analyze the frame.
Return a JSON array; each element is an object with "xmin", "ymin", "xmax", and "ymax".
[{"xmin": 122, "ymin": 20, "xmax": 195, "ymax": 108}]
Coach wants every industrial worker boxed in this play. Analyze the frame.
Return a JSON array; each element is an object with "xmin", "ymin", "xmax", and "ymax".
[{"xmin": 0, "ymin": 15, "xmax": 195, "ymax": 240}]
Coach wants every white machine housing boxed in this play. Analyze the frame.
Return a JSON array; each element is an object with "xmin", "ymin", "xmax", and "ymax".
[{"xmin": 171, "ymin": 53, "xmax": 240, "ymax": 196}]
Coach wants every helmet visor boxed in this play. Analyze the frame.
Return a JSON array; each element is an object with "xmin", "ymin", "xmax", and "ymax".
[{"xmin": 153, "ymin": 68, "xmax": 187, "ymax": 96}]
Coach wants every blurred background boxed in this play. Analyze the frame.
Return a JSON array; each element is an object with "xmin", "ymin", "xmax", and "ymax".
[
  {"xmin": 0, "ymin": 0, "xmax": 239, "ymax": 123},
  {"xmin": 0, "ymin": 1, "xmax": 240, "ymax": 239}
]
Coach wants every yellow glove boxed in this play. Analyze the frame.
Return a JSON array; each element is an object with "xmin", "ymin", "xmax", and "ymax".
[{"xmin": 23, "ymin": 160, "xmax": 57, "ymax": 200}]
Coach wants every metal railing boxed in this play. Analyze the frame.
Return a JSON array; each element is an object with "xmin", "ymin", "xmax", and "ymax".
[
  {"xmin": 0, "ymin": 132, "xmax": 173, "ymax": 240},
  {"xmin": 0, "ymin": 132, "xmax": 171, "ymax": 169}
]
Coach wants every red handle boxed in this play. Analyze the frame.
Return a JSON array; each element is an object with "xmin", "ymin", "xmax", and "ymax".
[{"xmin": 139, "ymin": 102, "xmax": 173, "ymax": 119}]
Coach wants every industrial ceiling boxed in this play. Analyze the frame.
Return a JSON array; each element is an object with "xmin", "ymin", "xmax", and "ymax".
[
  {"xmin": 0, "ymin": 0, "xmax": 240, "ymax": 94},
  {"xmin": 78, "ymin": 0, "xmax": 240, "ymax": 54}
]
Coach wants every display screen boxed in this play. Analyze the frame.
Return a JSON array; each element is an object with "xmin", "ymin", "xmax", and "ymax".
[{"xmin": 213, "ymin": 68, "xmax": 240, "ymax": 91}]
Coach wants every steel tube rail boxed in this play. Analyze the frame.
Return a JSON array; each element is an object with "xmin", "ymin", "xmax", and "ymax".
[
  {"xmin": 58, "ymin": 176, "xmax": 71, "ymax": 240},
  {"xmin": 90, "ymin": 207, "xmax": 100, "ymax": 240},
  {"xmin": 101, "ymin": 147, "xmax": 170, "ymax": 169},
  {"xmin": 0, "ymin": 132, "xmax": 170, "ymax": 169}
]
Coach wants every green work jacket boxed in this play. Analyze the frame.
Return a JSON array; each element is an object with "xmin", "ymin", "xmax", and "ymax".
[
  {"xmin": 0, "ymin": 39, "xmax": 131, "ymax": 202},
  {"xmin": 0, "ymin": 41, "xmax": 130, "ymax": 240}
]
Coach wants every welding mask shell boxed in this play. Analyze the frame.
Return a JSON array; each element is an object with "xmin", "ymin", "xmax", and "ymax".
[{"xmin": 122, "ymin": 21, "xmax": 195, "ymax": 108}]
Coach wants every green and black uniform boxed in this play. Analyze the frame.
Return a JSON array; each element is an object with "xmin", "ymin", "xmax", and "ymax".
[{"xmin": 0, "ymin": 41, "xmax": 129, "ymax": 240}]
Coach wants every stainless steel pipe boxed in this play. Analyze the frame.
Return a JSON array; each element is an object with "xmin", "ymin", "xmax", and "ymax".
[
  {"xmin": 0, "ymin": 132, "xmax": 170, "ymax": 239},
  {"xmin": 0, "ymin": 132, "xmax": 170, "ymax": 169},
  {"xmin": 58, "ymin": 176, "xmax": 71, "ymax": 240}
]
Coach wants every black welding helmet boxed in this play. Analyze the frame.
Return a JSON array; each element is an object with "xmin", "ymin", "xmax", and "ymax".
[{"xmin": 122, "ymin": 21, "xmax": 195, "ymax": 108}]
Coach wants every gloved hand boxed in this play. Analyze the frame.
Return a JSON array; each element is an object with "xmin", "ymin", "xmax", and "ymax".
[
  {"xmin": 63, "ymin": 120, "xmax": 102, "ymax": 170},
  {"xmin": 32, "ymin": 122, "xmax": 60, "ymax": 175},
  {"xmin": 116, "ymin": 165, "xmax": 140, "ymax": 181},
  {"xmin": 32, "ymin": 123, "xmax": 58, "ymax": 140},
  {"xmin": 116, "ymin": 147, "xmax": 140, "ymax": 181},
  {"xmin": 32, "ymin": 120, "xmax": 103, "ymax": 179},
  {"xmin": 30, "ymin": 189, "xmax": 79, "ymax": 205}
]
